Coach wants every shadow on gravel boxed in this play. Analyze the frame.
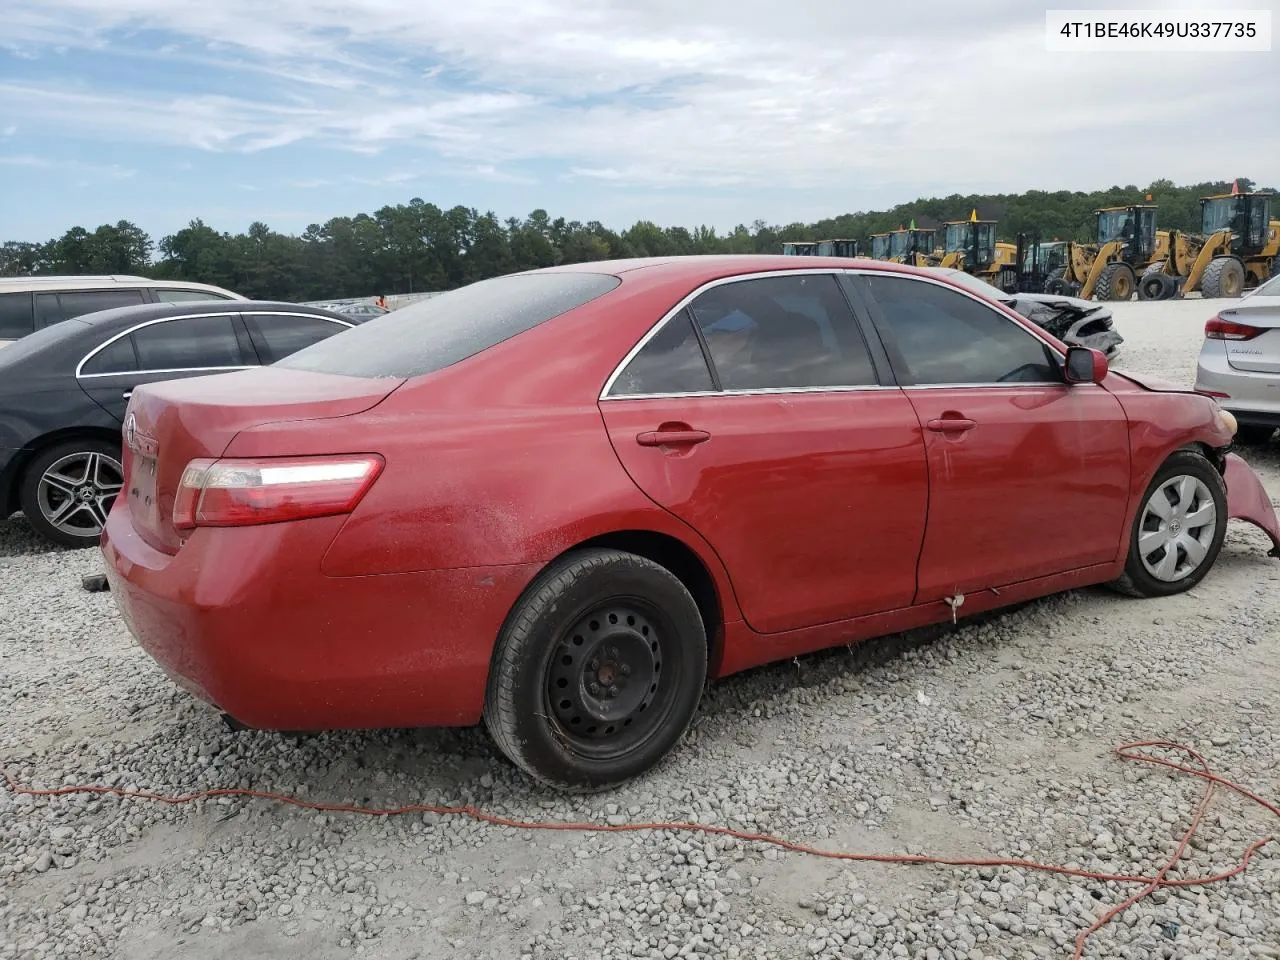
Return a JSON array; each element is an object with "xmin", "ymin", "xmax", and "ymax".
[{"xmin": 0, "ymin": 515, "xmax": 77, "ymax": 558}]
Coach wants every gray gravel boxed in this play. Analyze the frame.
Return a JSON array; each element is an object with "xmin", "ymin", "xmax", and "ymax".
[{"xmin": 3, "ymin": 298, "xmax": 1279, "ymax": 960}]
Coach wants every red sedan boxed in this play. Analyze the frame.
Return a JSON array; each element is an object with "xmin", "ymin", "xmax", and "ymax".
[{"xmin": 101, "ymin": 256, "xmax": 1280, "ymax": 790}]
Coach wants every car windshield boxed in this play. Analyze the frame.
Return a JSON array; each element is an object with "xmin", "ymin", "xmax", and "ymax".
[
  {"xmin": 1202, "ymin": 198, "xmax": 1237, "ymax": 234},
  {"xmin": 277, "ymin": 271, "xmax": 621, "ymax": 379},
  {"xmin": 1096, "ymin": 209, "xmax": 1134, "ymax": 243}
]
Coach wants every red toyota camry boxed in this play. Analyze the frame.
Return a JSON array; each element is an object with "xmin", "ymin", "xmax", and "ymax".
[{"xmin": 101, "ymin": 256, "xmax": 1280, "ymax": 790}]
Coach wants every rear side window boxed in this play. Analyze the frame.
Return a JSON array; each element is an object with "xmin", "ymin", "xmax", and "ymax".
[
  {"xmin": 278, "ymin": 272, "xmax": 621, "ymax": 379},
  {"xmin": 609, "ymin": 311, "xmax": 716, "ymax": 396},
  {"xmin": 82, "ymin": 335, "xmax": 139, "ymax": 374},
  {"xmin": 131, "ymin": 316, "xmax": 247, "ymax": 370},
  {"xmin": 243, "ymin": 313, "xmax": 350, "ymax": 363},
  {"xmin": 155, "ymin": 288, "xmax": 233, "ymax": 303},
  {"xmin": 36, "ymin": 289, "xmax": 148, "ymax": 327},
  {"xmin": 0, "ymin": 292, "xmax": 33, "ymax": 339}
]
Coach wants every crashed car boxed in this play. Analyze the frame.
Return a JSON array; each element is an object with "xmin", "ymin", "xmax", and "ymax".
[{"xmin": 925, "ymin": 266, "xmax": 1123, "ymax": 360}]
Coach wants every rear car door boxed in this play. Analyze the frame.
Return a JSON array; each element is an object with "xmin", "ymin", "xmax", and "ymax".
[
  {"xmin": 853, "ymin": 271, "xmax": 1131, "ymax": 604},
  {"xmin": 240, "ymin": 311, "xmax": 354, "ymax": 363},
  {"xmin": 599, "ymin": 271, "xmax": 929, "ymax": 635},
  {"xmin": 77, "ymin": 313, "xmax": 257, "ymax": 422}
]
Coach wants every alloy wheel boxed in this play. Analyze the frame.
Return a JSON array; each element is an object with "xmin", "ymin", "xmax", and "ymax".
[{"xmin": 36, "ymin": 451, "xmax": 123, "ymax": 540}]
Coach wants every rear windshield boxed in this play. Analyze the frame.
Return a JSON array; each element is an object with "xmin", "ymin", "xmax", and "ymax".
[
  {"xmin": 277, "ymin": 272, "xmax": 622, "ymax": 379},
  {"xmin": 1254, "ymin": 273, "xmax": 1280, "ymax": 297}
]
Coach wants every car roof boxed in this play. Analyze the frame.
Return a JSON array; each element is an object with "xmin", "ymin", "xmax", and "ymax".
[
  {"xmin": 525, "ymin": 253, "xmax": 944, "ymax": 284},
  {"xmin": 69, "ymin": 299, "xmax": 350, "ymax": 329},
  {"xmin": 0, "ymin": 275, "xmax": 245, "ymax": 297}
]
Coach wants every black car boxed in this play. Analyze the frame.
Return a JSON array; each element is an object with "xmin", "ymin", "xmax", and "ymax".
[{"xmin": 0, "ymin": 300, "xmax": 362, "ymax": 549}]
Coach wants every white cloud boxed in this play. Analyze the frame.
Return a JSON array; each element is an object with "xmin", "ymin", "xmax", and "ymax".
[
  {"xmin": 0, "ymin": 0, "xmax": 1276, "ymax": 201},
  {"xmin": 0, "ymin": 152, "xmax": 135, "ymax": 178}
]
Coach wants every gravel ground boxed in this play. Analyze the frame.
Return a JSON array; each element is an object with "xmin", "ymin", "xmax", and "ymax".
[{"xmin": 3, "ymin": 298, "xmax": 1279, "ymax": 960}]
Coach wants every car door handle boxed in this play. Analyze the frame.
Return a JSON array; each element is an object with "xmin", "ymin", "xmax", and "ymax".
[
  {"xmin": 122, "ymin": 390, "xmax": 132, "ymax": 400},
  {"xmin": 926, "ymin": 417, "xmax": 975, "ymax": 433},
  {"xmin": 636, "ymin": 428, "xmax": 711, "ymax": 447}
]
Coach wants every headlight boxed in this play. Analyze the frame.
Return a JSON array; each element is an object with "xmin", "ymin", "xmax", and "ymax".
[{"xmin": 1219, "ymin": 408, "xmax": 1238, "ymax": 435}]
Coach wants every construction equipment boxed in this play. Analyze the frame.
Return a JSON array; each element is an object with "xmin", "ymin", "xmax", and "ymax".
[
  {"xmin": 815, "ymin": 239, "xmax": 860, "ymax": 257},
  {"xmin": 782, "ymin": 239, "xmax": 861, "ymax": 258},
  {"xmin": 781, "ymin": 242, "xmax": 820, "ymax": 256},
  {"xmin": 870, "ymin": 233, "xmax": 892, "ymax": 260},
  {"xmin": 1013, "ymin": 234, "xmax": 1069, "ymax": 293},
  {"xmin": 887, "ymin": 227, "xmax": 936, "ymax": 267},
  {"xmin": 939, "ymin": 211, "xmax": 1018, "ymax": 291},
  {"xmin": 1140, "ymin": 185, "xmax": 1280, "ymax": 300},
  {"xmin": 1043, "ymin": 202, "xmax": 1167, "ymax": 301}
]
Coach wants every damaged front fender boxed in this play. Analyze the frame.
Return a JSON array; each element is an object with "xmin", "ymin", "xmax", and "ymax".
[{"xmin": 1223, "ymin": 453, "xmax": 1280, "ymax": 558}]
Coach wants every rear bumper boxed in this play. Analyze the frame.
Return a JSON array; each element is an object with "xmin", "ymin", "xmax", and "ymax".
[
  {"xmin": 1195, "ymin": 342, "xmax": 1280, "ymax": 425},
  {"xmin": 100, "ymin": 506, "xmax": 540, "ymax": 730}
]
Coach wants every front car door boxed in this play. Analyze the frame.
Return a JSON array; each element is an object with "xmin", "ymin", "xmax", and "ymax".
[
  {"xmin": 852, "ymin": 271, "xmax": 1131, "ymax": 604},
  {"xmin": 599, "ymin": 270, "xmax": 930, "ymax": 634},
  {"xmin": 77, "ymin": 313, "xmax": 258, "ymax": 422}
]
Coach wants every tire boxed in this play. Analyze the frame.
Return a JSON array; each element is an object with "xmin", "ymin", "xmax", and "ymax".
[
  {"xmin": 19, "ymin": 438, "xmax": 124, "ymax": 549},
  {"xmin": 483, "ymin": 548, "xmax": 708, "ymax": 791},
  {"xmin": 1201, "ymin": 256, "xmax": 1245, "ymax": 298},
  {"xmin": 1137, "ymin": 271, "xmax": 1175, "ymax": 302},
  {"xmin": 1233, "ymin": 425, "xmax": 1276, "ymax": 446},
  {"xmin": 1109, "ymin": 450, "xmax": 1227, "ymax": 598},
  {"xmin": 1044, "ymin": 268, "xmax": 1069, "ymax": 296},
  {"xmin": 1095, "ymin": 262, "xmax": 1136, "ymax": 301}
]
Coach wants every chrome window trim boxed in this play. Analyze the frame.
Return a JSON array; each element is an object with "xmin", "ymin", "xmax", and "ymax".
[
  {"xmin": 75, "ymin": 310, "xmax": 353, "ymax": 379},
  {"xmin": 599, "ymin": 267, "xmax": 1074, "ymax": 402},
  {"xmin": 598, "ymin": 268, "xmax": 882, "ymax": 401}
]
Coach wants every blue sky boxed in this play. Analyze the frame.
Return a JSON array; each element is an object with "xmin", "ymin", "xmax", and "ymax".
[{"xmin": 1, "ymin": 0, "xmax": 1276, "ymax": 247}]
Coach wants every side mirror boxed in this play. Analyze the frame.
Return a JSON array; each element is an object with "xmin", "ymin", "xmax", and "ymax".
[{"xmin": 1064, "ymin": 345, "xmax": 1108, "ymax": 384}]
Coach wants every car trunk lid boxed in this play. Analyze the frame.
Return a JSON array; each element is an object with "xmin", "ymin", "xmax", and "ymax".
[
  {"xmin": 1217, "ymin": 299, "xmax": 1280, "ymax": 374},
  {"xmin": 122, "ymin": 367, "xmax": 402, "ymax": 554}
]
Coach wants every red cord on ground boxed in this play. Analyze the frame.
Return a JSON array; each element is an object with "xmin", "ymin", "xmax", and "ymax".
[{"xmin": 3, "ymin": 740, "xmax": 1275, "ymax": 959}]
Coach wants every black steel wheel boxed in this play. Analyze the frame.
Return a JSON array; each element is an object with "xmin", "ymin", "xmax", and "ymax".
[{"xmin": 484, "ymin": 548, "xmax": 708, "ymax": 791}]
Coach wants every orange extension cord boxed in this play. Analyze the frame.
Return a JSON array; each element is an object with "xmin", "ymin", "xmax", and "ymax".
[{"xmin": 4, "ymin": 740, "xmax": 1277, "ymax": 959}]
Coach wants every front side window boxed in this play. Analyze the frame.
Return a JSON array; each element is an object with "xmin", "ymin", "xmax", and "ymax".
[
  {"xmin": 608, "ymin": 310, "xmax": 715, "ymax": 396},
  {"xmin": 687, "ymin": 274, "xmax": 878, "ymax": 391},
  {"xmin": 862, "ymin": 274, "xmax": 1062, "ymax": 386},
  {"xmin": 131, "ymin": 315, "xmax": 246, "ymax": 370}
]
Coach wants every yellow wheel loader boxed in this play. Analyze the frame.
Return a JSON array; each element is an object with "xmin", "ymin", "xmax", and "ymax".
[
  {"xmin": 938, "ymin": 213, "xmax": 1018, "ymax": 291},
  {"xmin": 1140, "ymin": 188, "xmax": 1280, "ymax": 299},
  {"xmin": 886, "ymin": 227, "xmax": 937, "ymax": 267},
  {"xmin": 1043, "ymin": 204, "xmax": 1168, "ymax": 301}
]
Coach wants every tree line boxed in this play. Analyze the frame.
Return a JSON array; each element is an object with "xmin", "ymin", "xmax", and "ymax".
[{"xmin": 0, "ymin": 177, "xmax": 1270, "ymax": 302}]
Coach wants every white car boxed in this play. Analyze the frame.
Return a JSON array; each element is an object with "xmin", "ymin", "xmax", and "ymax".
[
  {"xmin": 1194, "ymin": 272, "xmax": 1280, "ymax": 446},
  {"xmin": 0, "ymin": 275, "xmax": 245, "ymax": 348}
]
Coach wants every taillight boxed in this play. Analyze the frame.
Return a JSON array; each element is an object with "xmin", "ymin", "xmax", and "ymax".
[
  {"xmin": 172, "ymin": 455, "xmax": 384, "ymax": 530},
  {"xmin": 1205, "ymin": 316, "xmax": 1263, "ymax": 340}
]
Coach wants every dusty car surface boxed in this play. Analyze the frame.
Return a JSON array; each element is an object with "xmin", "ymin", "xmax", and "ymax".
[
  {"xmin": 924, "ymin": 266, "xmax": 1124, "ymax": 359},
  {"xmin": 1194, "ymin": 272, "xmax": 1280, "ymax": 446},
  {"xmin": 100, "ymin": 255, "xmax": 1280, "ymax": 791}
]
